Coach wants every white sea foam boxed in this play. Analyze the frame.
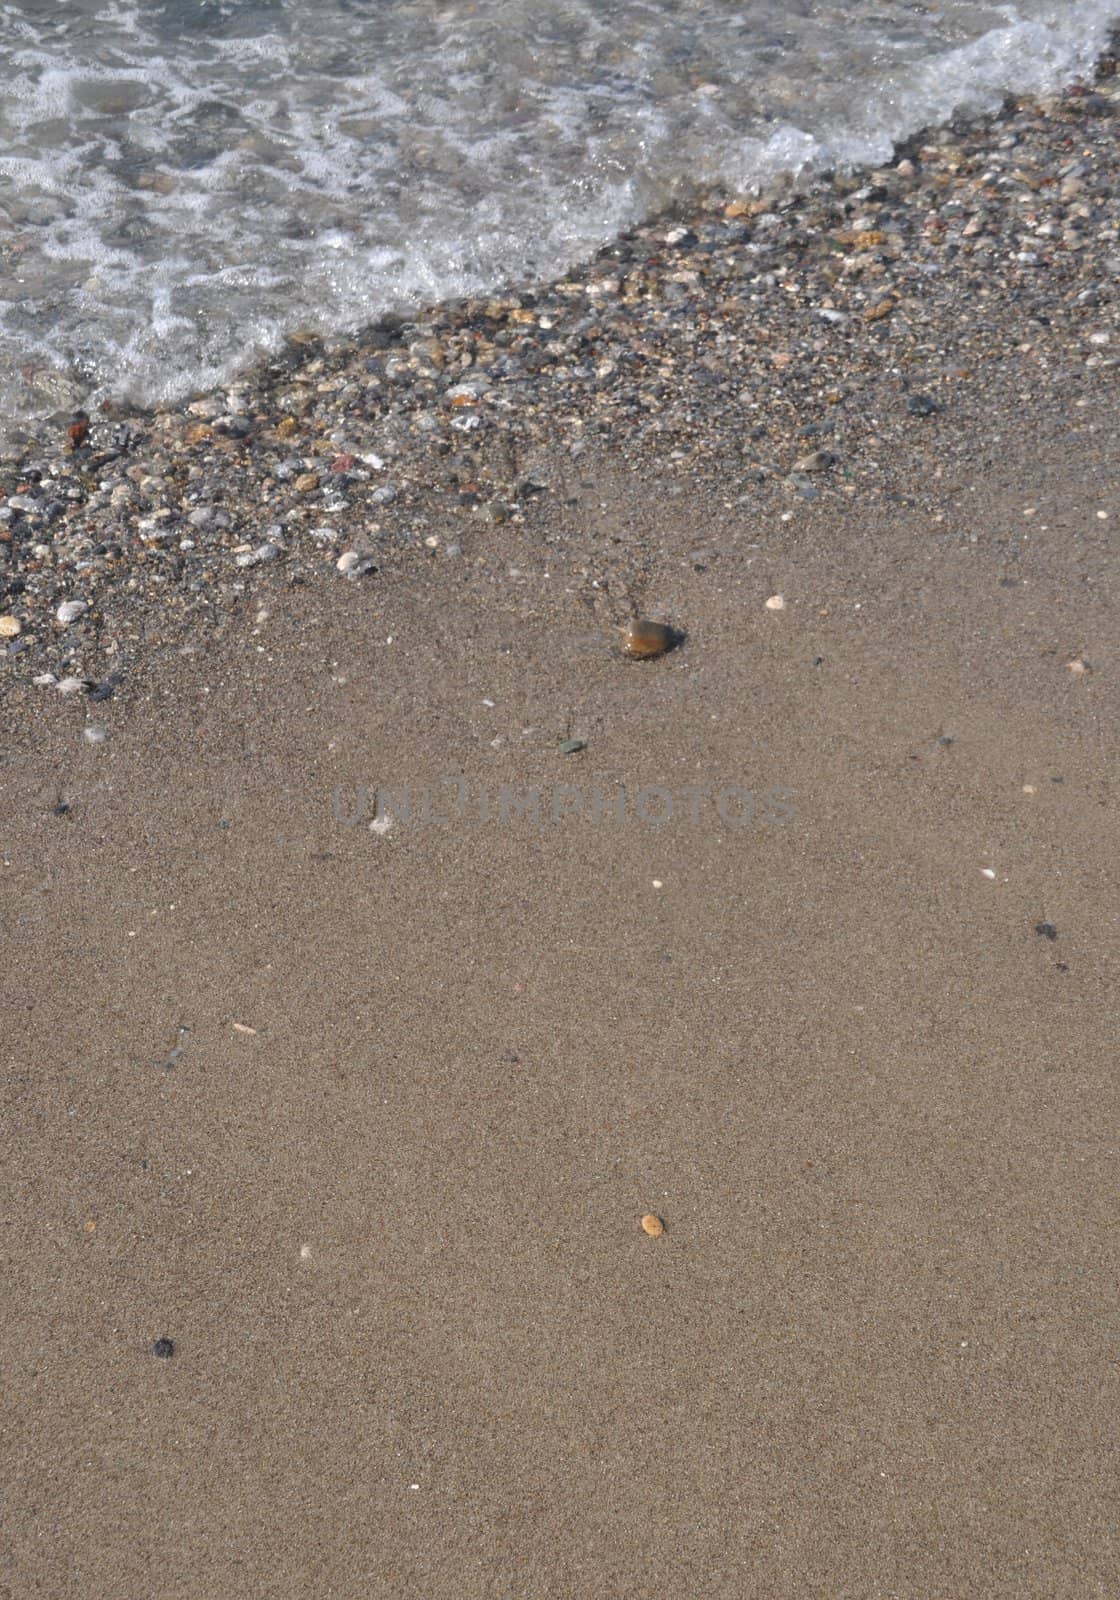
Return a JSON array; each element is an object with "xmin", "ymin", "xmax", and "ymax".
[{"xmin": 0, "ymin": 0, "xmax": 1115, "ymax": 432}]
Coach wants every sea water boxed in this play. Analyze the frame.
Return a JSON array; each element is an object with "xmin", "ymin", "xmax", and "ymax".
[{"xmin": 0, "ymin": 0, "xmax": 1115, "ymax": 434}]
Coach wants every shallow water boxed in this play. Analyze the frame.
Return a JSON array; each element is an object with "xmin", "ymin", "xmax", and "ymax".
[{"xmin": 0, "ymin": 0, "xmax": 1115, "ymax": 430}]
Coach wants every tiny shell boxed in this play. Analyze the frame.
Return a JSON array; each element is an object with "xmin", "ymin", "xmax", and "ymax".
[
  {"xmin": 640, "ymin": 1213, "xmax": 665, "ymax": 1237},
  {"xmin": 622, "ymin": 619, "xmax": 678, "ymax": 659}
]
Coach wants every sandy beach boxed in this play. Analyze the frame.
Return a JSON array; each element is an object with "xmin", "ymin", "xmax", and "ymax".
[{"xmin": 3, "ymin": 62, "xmax": 1119, "ymax": 1600}]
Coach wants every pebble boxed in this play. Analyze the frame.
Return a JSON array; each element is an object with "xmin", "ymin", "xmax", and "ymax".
[
  {"xmin": 1034, "ymin": 922, "xmax": 1058, "ymax": 941},
  {"xmin": 792, "ymin": 449, "xmax": 836, "ymax": 472},
  {"xmin": 621, "ymin": 618, "xmax": 678, "ymax": 658},
  {"xmin": 152, "ymin": 1338, "xmax": 175, "ymax": 1359},
  {"xmin": 641, "ymin": 1213, "xmax": 665, "ymax": 1237},
  {"xmin": 56, "ymin": 599, "xmax": 88, "ymax": 625},
  {"xmin": 82, "ymin": 726, "xmax": 107, "ymax": 744},
  {"xmin": 765, "ymin": 594, "xmax": 786, "ymax": 611},
  {"xmin": 558, "ymin": 738, "xmax": 586, "ymax": 755},
  {"xmin": 235, "ymin": 541, "xmax": 283, "ymax": 568},
  {"xmin": 0, "ymin": 615, "xmax": 21, "ymax": 638}
]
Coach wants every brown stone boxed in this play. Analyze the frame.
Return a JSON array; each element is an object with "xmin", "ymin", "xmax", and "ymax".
[{"xmin": 622, "ymin": 619, "xmax": 678, "ymax": 659}]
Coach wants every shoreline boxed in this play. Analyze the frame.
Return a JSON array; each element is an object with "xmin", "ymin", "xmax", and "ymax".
[
  {"xmin": 4, "ymin": 36, "xmax": 1118, "ymax": 1599},
  {"xmin": 2, "ymin": 40, "xmax": 1119, "ymax": 698}
]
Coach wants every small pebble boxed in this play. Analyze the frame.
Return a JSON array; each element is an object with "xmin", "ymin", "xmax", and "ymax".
[
  {"xmin": 152, "ymin": 1338, "xmax": 175, "ymax": 1359},
  {"xmin": 792, "ymin": 449, "xmax": 836, "ymax": 472},
  {"xmin": 621, "ymin": 618, "xmax": 678, "ymax": 658},
  {"xmin": 558, "ymin": 738, "xmax": 585, "ymax": 755},
  {"xmin": 765, "ymin": 594, "xmax": 786, "ymax": 611},
  {"xmin": 82, "ymin": 726, "xmax": 107, "ymax": 744},
  {"xmin": 641, "ymin": 1213, "xmax": 665, "ymax": 1237},
  {"xmin": 56, "ymin": 599, "xmax": 88, "ymax": 625},
  {"xmin": 235, "ymin": 541, "xmax": 282, "ymax": 568},
  {"xmin": 1034, "ymin": 922, "xmax": 1058, "ymax": 941},
  {"xmin": 0, "ymin": 615, "xmax": 21, "ymax": 638}
]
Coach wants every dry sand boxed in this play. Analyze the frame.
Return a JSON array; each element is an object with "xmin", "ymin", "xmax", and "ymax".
[{"xmin": 2, "ymin": 384, "xmax": 1118, "ymax": 1597}]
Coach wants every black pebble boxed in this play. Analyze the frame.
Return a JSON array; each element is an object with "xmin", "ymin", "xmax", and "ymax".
[
  {"xmin": 907, "ymin": 394, "xmax": 939, "ymax": 416},
  {"xmin": 152, "ymin": 1338, "xmax": 175, "ymax": 1359},
  {"xmin": 1035, "ymin": 923, "xmax": 1058, "ymax": 941}
]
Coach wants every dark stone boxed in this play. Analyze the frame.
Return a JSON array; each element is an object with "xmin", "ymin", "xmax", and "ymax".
[
  {"xmin": 907, "ymin": 394, "xmax": 939, "ymax": 416},
  {"xmin": 1034, "ymin": 923, "xmax": 1058, "ymax": 941},
  {"xmin": 152, "ymin": 1338, "xmax": 175, "ymax": 1359}
]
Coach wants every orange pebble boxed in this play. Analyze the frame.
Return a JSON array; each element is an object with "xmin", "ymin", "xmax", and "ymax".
[{"xmin": 641, "ymin": 1213, "xmax": 665, "ymax": 1237}]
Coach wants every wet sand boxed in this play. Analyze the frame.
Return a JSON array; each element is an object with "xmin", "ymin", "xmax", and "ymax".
[{"xmin": 3, "ymin": 363, "xmax": 1118, "ymax": 1595}]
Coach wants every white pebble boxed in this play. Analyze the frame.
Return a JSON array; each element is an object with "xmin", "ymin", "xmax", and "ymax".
[
  {"xmin": 56, "ymin": 599, "xmax": 88, "ymax": 625},
  {"xmin": 765, "ymin": 594, "xmax": 786, "ymax": 611},
  {"xmin": 235, "ymin": 541, "xmax": 282, "ymax": 568},
  {"xmin": 981, "ymin": 868, "xmax": 996, "ymax": 879},
  {"xmin": 57, "ymin": 676, "xmax": 88, "ymax": 696},
  {"xmin": 33, "ymin": 672, "xmax": 57, "ymax": 687},
  {"xmin": 336, "ymin": 551, "xmax": 360, "ymax": 574},
  {"xmin": 82, "ymin": 726, "xmax": 106, "ymax": 744}
]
